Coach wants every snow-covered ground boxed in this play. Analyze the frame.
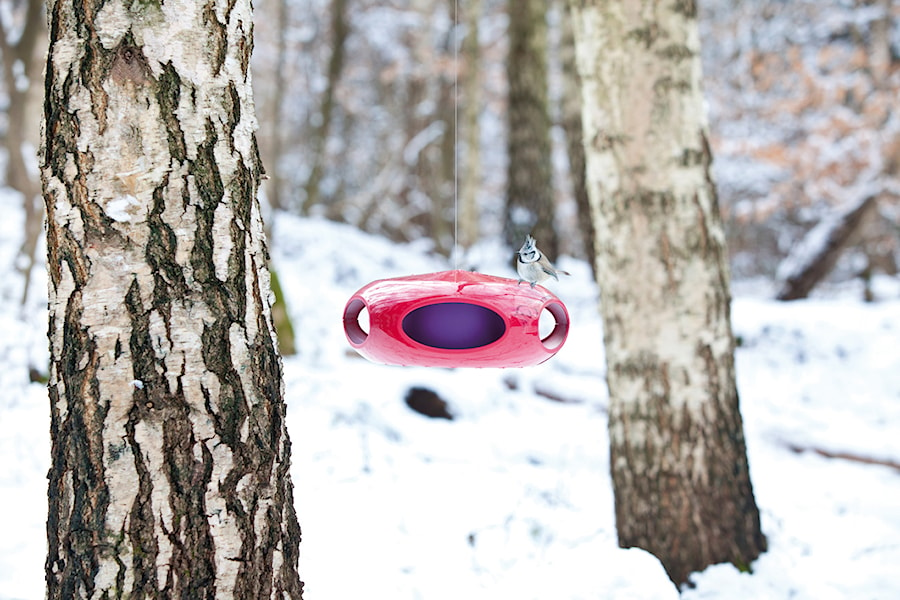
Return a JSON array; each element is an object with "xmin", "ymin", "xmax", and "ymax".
[{"xmin": 1, "ymin": 195, "xmax": 898, "ymax": 599}]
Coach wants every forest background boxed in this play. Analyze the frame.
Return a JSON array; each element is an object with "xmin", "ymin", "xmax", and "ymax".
[
  {"xmin": 2, "ymin": 0, "xmax": 898, "ymax": 299},
  {"xmin": 0, "ymin": 0, "xmax": 899, "ymax": 598},
  {"xmin": 247, "ymin": 0, "xmax": 900, "ymax": 294}
]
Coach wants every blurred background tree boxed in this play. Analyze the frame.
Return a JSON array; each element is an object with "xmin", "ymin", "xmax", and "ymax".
[
  {"xmin": 504, "ymin": 0, "xmax": 556, "ymax": 256},
  {"xmin": 248, "ymin": 0, "xmax": 898, "ymax": 296},
  {"xmin": 0, "ymin": 0, "xmax": 45, "ymax": 309}
]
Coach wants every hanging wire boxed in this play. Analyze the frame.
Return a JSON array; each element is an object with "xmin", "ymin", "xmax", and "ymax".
[{"xmin": 452, "ymin": 0, "xmax": 460, "ymax": 272}]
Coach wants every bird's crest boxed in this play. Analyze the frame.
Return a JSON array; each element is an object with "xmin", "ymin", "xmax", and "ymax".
[{"xmin": 518, "ymin": 234, "xmax": 540, "ymax": 263}]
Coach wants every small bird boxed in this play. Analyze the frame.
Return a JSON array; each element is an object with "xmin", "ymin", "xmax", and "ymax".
[{"xmin": 516, "ymin": 234, "xmax": 569, "ymax": 288}]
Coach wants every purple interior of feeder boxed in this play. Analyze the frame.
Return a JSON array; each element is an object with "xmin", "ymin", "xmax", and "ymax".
[{"xmin": 402, "ymin": 302, "xmax": 506, "ymax": 349}]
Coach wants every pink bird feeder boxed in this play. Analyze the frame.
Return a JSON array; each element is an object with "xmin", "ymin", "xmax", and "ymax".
[{"xmin": 342, "ymin": 270, "xmax": 569, "ymax": 367}]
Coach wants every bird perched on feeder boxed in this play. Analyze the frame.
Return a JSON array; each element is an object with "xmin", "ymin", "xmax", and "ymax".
[{"xmin": 516, "ymin": 234, "xmax": 570, "ymax": 288}]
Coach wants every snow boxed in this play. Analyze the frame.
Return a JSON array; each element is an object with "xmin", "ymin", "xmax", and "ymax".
[
  {"xmin": 104, "ymin": 193, "xmax": 141, "ymax": 223},
  {"xmin": 1, "ymin": 197, "xmax": 899, "ymax": 598}
]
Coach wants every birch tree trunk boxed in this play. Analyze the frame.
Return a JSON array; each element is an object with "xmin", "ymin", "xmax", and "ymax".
[
  {"xmin": 41, "ymin": 0, "xmax": 304, "ymax": 597},
  {"xmin": 568, "ymin": 0, "xmax": 766, "ymax": 585}
]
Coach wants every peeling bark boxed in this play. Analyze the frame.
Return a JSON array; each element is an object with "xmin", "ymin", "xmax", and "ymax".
[
  {"xmin": 569, "ymin": 0, "xmax": 766, "ymax": 585},
  {"xmin": 41, "ymin": 0, "xmax": 303, "ymax": 598}
]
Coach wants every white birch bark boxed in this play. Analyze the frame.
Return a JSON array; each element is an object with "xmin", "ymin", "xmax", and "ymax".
[
  {"xmin": 42, "ymin": 0, "xmax": 303, "ymax": 597},
  {"xmin": 568, "ymin": 0, "xmax": 766, "ymax": 584}
]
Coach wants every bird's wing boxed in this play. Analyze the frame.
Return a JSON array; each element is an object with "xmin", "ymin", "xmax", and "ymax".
[{"xmin": 541, "ymin": 265, "xmax": 559, "ymax": 281}]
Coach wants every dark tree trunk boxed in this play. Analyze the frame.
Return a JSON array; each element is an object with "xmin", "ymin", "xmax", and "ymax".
[
  {"xmin": 458, "ymin": 0, "xmax": 483, "ymax": 250},
  {"xmin": 559, "ymin": 3, "xmax": 594, "ymax": 268},
  {"xmin": 505, "ymin": 0, "xmax": 557, "ymax": 255},
  {"xmin": 0, "ymin": 0, "xmax": 46, "ymax": 307},
  {"xmin": 302, "ymin": 0, "xmax": 350, "ymax": 214}
]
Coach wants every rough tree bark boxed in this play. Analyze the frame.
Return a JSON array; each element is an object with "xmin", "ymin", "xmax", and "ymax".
[
  {"xmin": 41, "ymin": 0, "xmax": 304, "ymax": 597},
  {"xmin": 505, "ymin": 0, "xmax": 557, "ymax": 255},
  {"xmin": 568, "ymin": 0, "xmax": 766, "ymax": 585}
]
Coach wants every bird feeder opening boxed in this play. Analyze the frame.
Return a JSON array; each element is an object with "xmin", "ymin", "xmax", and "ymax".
[
  {"xmin": 540, "ymin": 301, "xmax": 568, "ymax": 350},
  {"xmin": 401, "ymin": 302, "xmax": 506, "ymax": 349},
  {"xmin": 343, "ymin": 298, "xmax": 369, "ymax": 344}
]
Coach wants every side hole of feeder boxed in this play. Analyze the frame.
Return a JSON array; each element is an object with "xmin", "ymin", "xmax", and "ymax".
[
  {"xmin": 540, "ymin": 302, "xmax": 569, "ymax": 350},
  {"xmin": 539, "ymin": 307, "xmax": 555, "ymax": 339},
  {"xmin": 358, "ymin": 305, "xmax": 370, "ymax": 333},
  {"xmin": 402, "ymin": 302, "xmax": 506, "ymax": 350},
  {"xmin": 343, "ymin": 298, "xmax": 369, "ymax": 344}
]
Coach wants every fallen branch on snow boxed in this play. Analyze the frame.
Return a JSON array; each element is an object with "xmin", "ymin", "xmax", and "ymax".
[
  {"xmin": 776, "ymin": 194, "xmax": 878, "ymax": 301},
  {"xmin": 784, "ymin": 441, "xmax": 900, "ymax": 473}
]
